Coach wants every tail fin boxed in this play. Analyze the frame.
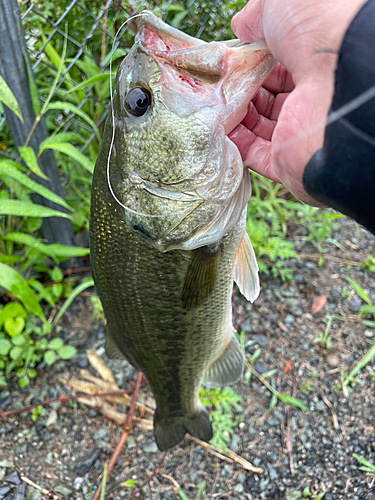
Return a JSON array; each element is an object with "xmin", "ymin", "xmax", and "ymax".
[{"xmin": 154, "ymin": 406, "xmax": 213, "ymax": 451}]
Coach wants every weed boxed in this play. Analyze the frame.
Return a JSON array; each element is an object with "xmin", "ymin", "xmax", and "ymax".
[
  {"xmin": 200, "ymin": 387, "xmax": 242, "ymax": 452},
  {"xmin": 353, "ymin": 454, "xmax": 375, "ymax": 476},
  {"xmin": 31, "ymin": 405, "xmax": 45, "ymax": 422},
  {"xmin": 361, "ymin": 255, "xmax": 375, "ymax": 272},
  {"xmin": 300, "ymin": 381, "xmax": 315, "ymax": 394},
  {"xmin": 178, "ymin": 481, "xmax": 206, "ymax": 500},
  {"xmin": 314, "ymin": 314, "xmax": 345, "ymax": 350}
]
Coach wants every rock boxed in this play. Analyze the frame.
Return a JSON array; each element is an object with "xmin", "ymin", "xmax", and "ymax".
[
  {"xmin": 251, "ymin": 335, "xmax": 267, "ymax": 348},
  {"xmin": 333, "ymin": 475, "xmax": 347, "ymax": 489},
  {"xmin": 266, "ymin": 463, "xmax": 278, "ymax": 480},
  {"xmin": 0, "ymin": 461, "xmax": 13, "ymax": 468},
  {"xmin": 126, "ymin": 436, "xmax": 137, "ymax": 449},
  {"xmin": 55, "ymin": 484, "xmax": 73, "ymax": 497},
  {"xmin": 0, "ymin": 487, "xmax": 11, "ymax": 500},
  {"xmin": 254, "ymin": 364, "xmax": 268, "ymax": 374},
  {"xmin": 326, "ymin": 354, "xmax": 340, "ymax": 367},
  {"xmin": 94, "ymin": 428, "xmax": 107, "ymax": 440},
  {"xmin": 315, "ymin": 401, "xmax": 325, "ymax": 411},
  {"xmin": 285, "ymin": 489, "xmax": 302, "ymax": 500},
  {"xmin": 348, "ymin": 299, "xmax": 362, "ymax": 311},
  {"xmin": 267, "ymin": 418, "xmax": 280, "ymax": 427},
  {"xmin": 76, "ymin": 448, "xmax": 100, "ymax": 476},
  {"xmin": 284, "ymin": 314, "xmax": 294, "ymax": 324},
  {"xmin": 45, "ymin": 410, "xmax": 58, "ymax": 431},
  {"xmin": 3, "ymin": 470, "xmax": 21, "ymax": 485},
  {"xmin": 143, "ymin": 442, "xmax": 158, "ymax": 453},
  {"xmin": 364, "ymin": 329, "xmax": 374, "ymax": 338},
  {"xmin": 231, "ymin": 433, "xmax": 240, "ymax": 451},
  {"xmin": 26, "ymin": 487, "xmax": 41, "ymax": 500},
  {"xmin": 233, "ymin": 483, "xmax": 244, "ymax": 493},
  {"xmin": 73, "ymin": 477, "xmax": 86, "ymax": 490}
]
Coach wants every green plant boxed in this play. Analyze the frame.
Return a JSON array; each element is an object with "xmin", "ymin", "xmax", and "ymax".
[
  {"xmin": 353, "ymin": 454, "xmax": 375, "ymax": 477},
  {"xmin": 300, "ymin": 486, "xmax": 325, "ymax": 499},
  {"xmin": 361, "ymin": 255, "xmax": 375, "ymax": 272},
  {"xmin": 300, "ymin": 381, "xmax": 315, "ymax": 394},
  {"xmin": 178, "ymin": 481, "xmax": 206, "ymax": 500},
  {"xmin": 305, "ymin": 210, "xmax": 345, "ymax": 254},
  {"xmin": 314, "ymin": 314, "xmax": 345, "ymax": 350},
  {"xmin": 199, "ymin": 386, "xmax": 242, "ymax": 451},
  {"xmin": 246, "ymin": 175, "xmax": 299, "ymax": 281},
  {"xmin": 346, "ymin": 278, "xmax": 375, "ymax": 326},
  {"xmin": 31, "ymin": 405, "xmax": 45, "ymax": 422},
  {"xmin": 0, "ymin": 301, "xmax": 76, "ymax": 388}
]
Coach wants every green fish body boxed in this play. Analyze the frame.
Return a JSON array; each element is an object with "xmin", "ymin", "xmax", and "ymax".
[{"xmin": 90, "ymin": 12, "xmax": 275, "ymax": 450}]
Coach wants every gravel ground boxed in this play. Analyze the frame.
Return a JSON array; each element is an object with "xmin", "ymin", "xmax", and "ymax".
[{"xmin": 0, "ymin": 217, "xmax": 375, "ymax": 500}]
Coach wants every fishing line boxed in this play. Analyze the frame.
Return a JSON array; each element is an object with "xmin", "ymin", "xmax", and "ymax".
[{"xmin": 107, "ymin": 12, "xmax": 162, "ymax": 218}]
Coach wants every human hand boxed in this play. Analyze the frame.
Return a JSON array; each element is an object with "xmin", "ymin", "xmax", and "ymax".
[{"xmin": 229, "ymin": 0, "xmax": 366, "ymax": 205}]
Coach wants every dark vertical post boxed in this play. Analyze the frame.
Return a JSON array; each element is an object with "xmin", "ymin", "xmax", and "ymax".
[{"xmin": 0, "ymin": 0, "xmax": 75, "ymax": 247}]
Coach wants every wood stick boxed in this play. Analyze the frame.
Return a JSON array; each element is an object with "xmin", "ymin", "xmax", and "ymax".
[{"xmin": 92, "ymin": 371, "xmax": 143, "ymax": 500}]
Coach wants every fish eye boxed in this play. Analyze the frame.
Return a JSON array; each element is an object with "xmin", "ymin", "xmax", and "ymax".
[{"xmin": 125, "ymin": 87, "xmax": 152, "ymax": 117}]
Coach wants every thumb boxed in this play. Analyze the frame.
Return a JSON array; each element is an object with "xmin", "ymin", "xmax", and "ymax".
[{"xmin": 231, "ymin": 0, "xmax": 264, "ymax": 42}]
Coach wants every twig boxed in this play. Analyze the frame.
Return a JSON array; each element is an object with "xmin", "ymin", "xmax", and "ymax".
[
  {"xmin": 92, "ymin": 371, "xmax": 143, "ymax": 500},
  {"xmin": 187, "ymin": 435, "xmax": 263, "ymax": 473},
  {"xmin": 298, "ymin": 253, "xmax": 363, "ymax": 266},
  {"xmin": 0, "ymin": 390, "xmax": 131, "ymax": 419},
  {"xmin": 128, "ymin": 452, "xmax": 167, "ymax": 500},
  {"xmin": 21, "ymin": 475, "xmax": 65, "ymax": 500}
]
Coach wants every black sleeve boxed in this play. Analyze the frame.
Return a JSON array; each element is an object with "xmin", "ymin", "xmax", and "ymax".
[{"xmin": 302, "ymin": 0, "xmax": 375, "ymax": 235}]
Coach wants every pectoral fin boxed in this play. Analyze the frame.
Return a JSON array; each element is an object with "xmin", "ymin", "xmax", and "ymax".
[
  {"xmin": 182, "ymin": 245, "xmax": 221, "ymax": 310},
  {"xmin": 234, "ymin": 231, "xmax": 259, "ymax": 303},
  {"xmin": 202, "ymin": 332, "xmax": 243, "ymax": 388}
]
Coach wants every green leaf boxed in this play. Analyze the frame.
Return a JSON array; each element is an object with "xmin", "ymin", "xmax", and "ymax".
[
  {"xmin": 0, "ymin": 159, "xmax": 70, "ymax": 210},
  {"xmin": 18, "ymin": 146, "xmax": 48, "ymax": 180},
  {"xmin": 0, "ymin": 255, "xmax": 23, "ymax": 264},
  {"xmin": 346, "ymin": 277, "xmax": 372, "ymax": 306},
  {"xmin": 49, "ymin": 338, "xmax": 64, "ymax": 350},
  {"xmin": 344, "ymin": 344, "xmax": 375, "ymax": 386},
  {"xmin": 52, "ymin": 277, "xmax": 94, "ymax": 327},
  {"xmin": 277, "ymin": 393, "xmax": 309, "ymax": 411},
  {"xmin": 4, "ymin": 317, "xmax": 25, "ymax": 337},
  {"xmin": 11, "ymin": 334, "xmax": 27, "ymax": 346},
  {"xmin": 0, "ymin": 199, "xmax": 71, "ymax": 219},
  {"xmin": 10, "ymin": 346, "xmax": 23, "ymax": 360},
  {"xmin": 122, "ymin": 479, "xmax": 136, "ymax": 488},
  {"xmin": 0, "ymin": 339, "xmax": 11, "ymax": 356},
  {"xmin": 47, "ymin": 243, "xmax": 90, "ymax": 258},
  {"xmin": 44, "ymin": 350, "xmax": 57, "ymax": 365},
  {"xmin": 0, "ymin": 262, "xmax": 46, "ymax": 322},
  {"xmin": 18, "ymin": 375, "xmax": 30, "ymax": 388},
  {"xmin": 57, "ymin": 345, "xmax": 76, "ymax": 360},
  {"xmin": 0, "ymin": 74, "xmax": 23, "ymax": 122},
  {"xmin": 67, "ymin": 73, "xmax": 114, "ymax": 93},
  {"xmin": 50, "ymin": 266, "xmax": 63, "ymax": 283},
  {"xmin": 40, "ymin": 141, "xmax": 94, "ymax": 174},
  {"xmin": 45, "ymin": 102, "xmax": 101, "ymax": 140},
  {"xmin": 28, "ymin": 368, "xmax": 37, "ymax": 378}
]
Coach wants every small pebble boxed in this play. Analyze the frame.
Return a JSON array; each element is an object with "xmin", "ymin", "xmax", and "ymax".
[
  {"xmin": 76, "ymin": 448, "xmax": 100, "ymax": 476},
  {"xmin": 45, "ymin": 410, "xmax": 58, "ymax": 431},
  {"xmin": 284, "ymin": 314, "xmax": 295, "ymax": 324},
  {"xmin": 3, "ymin": 470, "xmax": 20, "ymax": 485},
  {"xmin": 364, "ymin": 329, "xmax": 374, "ymax": 339},
  {"xmin": 143, "ymin": 442, "xmax": 158, "ymax": 453},
  {"xmin": 326, "ymin": 354, "xmax": 340, "ymax": 367}
]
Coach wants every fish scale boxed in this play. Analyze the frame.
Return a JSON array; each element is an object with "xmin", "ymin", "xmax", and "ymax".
[{"xmin": 90, "ymin": 11, "xmax": 275, "ymax": 450}]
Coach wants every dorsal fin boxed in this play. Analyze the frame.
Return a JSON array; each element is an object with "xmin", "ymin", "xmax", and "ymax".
[
  {"xmin": 234, "ymin": 231, "xmax": 259, "ymax": 303},
  {"xmin": 182, "ymin": 245, "xmax": 221, "ymax": 310}
]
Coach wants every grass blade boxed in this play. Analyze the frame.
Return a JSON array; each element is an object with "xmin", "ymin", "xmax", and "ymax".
[
  {"xmin": 52, "ymin": 278, "xmax": 94, "ymax": 327},
  {"xmin": 0, "ymin": 199, "xmax": 71, "ymax": 219},
  {"xmin": 67, "ymin": 73, "xmax": 114, "ymax": 93},
  {"xmin": 0, "ymin": 160, "xmax": 70, "ymax": 210},
  {"xmin": 18, "ymin": 146, "xmax": 49, "ymax": 180},
  {"xmin": 346, "ymin": 277, "xmax": 372, "ymax": 306},
  {"xmin": 45, "ymin": 102, "xmax": 101, "ymax": 140},
  {"xmin": 344, "ymin": 344, "xmax": 375, "ymax": 386},
  {"xmin": 0, "ymin": 74, "xmax": 23, "ymax": 122},
  {"xmin": 40, "ymin": 141, "xmax": 94, "ymax": 174}
]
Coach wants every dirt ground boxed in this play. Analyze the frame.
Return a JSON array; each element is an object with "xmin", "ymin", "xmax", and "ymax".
[{"xmin": 0, "ymin": 216, "xmax": 375, "ymax": 500}]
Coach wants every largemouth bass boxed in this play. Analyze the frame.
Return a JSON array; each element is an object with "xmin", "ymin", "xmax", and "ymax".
[{"xmin": 90, "ymin": 11, "xmax": 275, "ymax": 450}]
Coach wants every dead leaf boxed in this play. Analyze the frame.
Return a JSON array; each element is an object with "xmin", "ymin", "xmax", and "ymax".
[
  {"xmin": 283, "ymin": 361, "xmax": 292, "ymax": 375},
  {"xmin": 86, "ymin": 349, "xmax": 117, "ymax": 385},
  {"xmin": 311, "ymin": 295, "xmax": 327, "ymax": 315},
  {"xmin": 278, "ymin": 321, "xmax": 288, "ymax": 333}
]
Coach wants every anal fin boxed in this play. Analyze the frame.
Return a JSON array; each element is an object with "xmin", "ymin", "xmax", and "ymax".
[
  {"xmin": 202, "ymin": 332, "xmax": 243, "ymax": 388},
  {"xmin": 235, "ymin": 230, "xmax": 259, "ymax": 303}
]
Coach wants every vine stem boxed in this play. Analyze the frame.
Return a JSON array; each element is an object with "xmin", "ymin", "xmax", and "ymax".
[{"xmin": 92, "ymin": 371, "xmax": 143, "ymax": 500}]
